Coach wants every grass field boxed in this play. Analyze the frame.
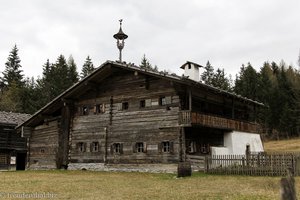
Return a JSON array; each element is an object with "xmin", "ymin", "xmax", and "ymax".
[
  {"xmin": 264, "ymin": 137, "xmax": 300, "ymax": 152},
  {"xmin": 0, "ymin": 170, "xmax": 299, "ymax": 200},
  {"xmin": 0, "ymin": 138, "xmax": 299, "ymax": 200}
]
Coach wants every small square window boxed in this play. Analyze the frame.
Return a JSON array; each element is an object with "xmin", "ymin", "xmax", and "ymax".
[
  {"xmin": 136, "ymin": 142, "xmax": 144, "ymax": 153},
  {"xmin": 78, "ymin": 142, "xmax": 85, "ymax": 153},
  {"xmin": 111, "ymin": 143, "xmax": 123, "ymax": 154},
  {"xmin": 40, "ymin": 149, "xmax": 45, "ymax": 154},
  {"xmin": 91, "ymin": 142, "xmax": 99, "ymax": 152},
  {"xmin": 122, "ymin": 102, "xmax": 129, "ymax": 110},
  {"xmin": 82, "ymin": 106, "xmax": 89, "ymax": 115},
  {"xmin": 162, "ymin": 141, "xmax": 170, "ymax": 153},
  {"xmin": 115, "ymin": 143, "xmax": 121, "ymax": 153},
  {"xmin": 140, "ymin": 100, "xmax": 145, "ymax": 108},
  {"xmin": 159, "ymin": 97, "xmax": 166, "ymax": 106},
  {"xmin": 95, "ymin": 104, "xmax": 105, "ymax": 114},
  {"xmin": 187, "ymin": 141, "xmax": 196, "ymax": 153}
]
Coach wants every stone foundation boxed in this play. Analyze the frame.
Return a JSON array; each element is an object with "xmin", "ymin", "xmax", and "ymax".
[{"xmin": 68, "ymin": 163, "xmax": 178, "ymax": 173}]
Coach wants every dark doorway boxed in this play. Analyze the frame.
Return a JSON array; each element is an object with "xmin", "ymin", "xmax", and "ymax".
[{"xmin": 16, "ymin": 153, "xmax": 26, "ymax": 170}]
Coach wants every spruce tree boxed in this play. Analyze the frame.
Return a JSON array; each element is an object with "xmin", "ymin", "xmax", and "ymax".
[
  {"xmin": 0, "ymin": 81, "xmax": 22, "ymax": 112},
  {"xmin": 211, "ymin": 68, "xmax": 230, "ymax": 91},
  {"xmin": 36, "ymin": 59, "xmax": 54, "ymax": 107},
  {"xmin": 1, "ymin": 44, "xmax": 24, "ymax": 88},
  {"xmin": 234, "ymin": 62, "xmax": 259, "ymax": 100},
  {"xmin": 140, "ymin": 54, "xmax": 155, "ymax": 71},
  {"xmin": 201, "ymin": 61, "xmax": 214, "ymax": 85},
  {"xmin": 67, "ymin": 55, "xmax": 79, "ymax": 84},
  {"xmin": 21, "ymin": 77, "xmax": 40, "ymax": 114},
  {"xmin": 52, "ymin": 55, "xmax": 70, "ymax": 96},
  {"xmin": 81, "ymin": 56, "xmax": 95, "ymax": 79}
]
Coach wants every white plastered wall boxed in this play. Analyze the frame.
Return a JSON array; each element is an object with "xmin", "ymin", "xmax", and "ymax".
[
  {"xmin": 224, "ymin": 131, "xmax": 264, "ymax": 155},
  {"xmin": 211, "ymin": 131, "xmax": 264, "ymax": 155},
  {"xmin": 183, "ymin": 63, "xmax": 200, "ymax": 82}
]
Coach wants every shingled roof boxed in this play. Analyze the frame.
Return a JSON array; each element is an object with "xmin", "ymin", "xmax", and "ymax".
[
  {"xmin": 18, "ymin": 60, "xmax": 264, "ymax": 128},
  {"xmin": 0, "ymin": 111, "xmax": 31, "ymax": 126}
]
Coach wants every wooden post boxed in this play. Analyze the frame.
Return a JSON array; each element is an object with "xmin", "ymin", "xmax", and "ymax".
[
  {"xmin": 280, "ymin": 168, "xmax": 297, "ymax": 200},
  {"xmin": 179, "ymin": 127, "xmax": 184, "ymax": 162},
  {"xmin": 177, "ymin": 127, "xmax": 191, "ymax": 177},
  {"xmin": 109, "ymin": 96, "xmax": 113, "ymax": 125},
  {"xmin": 57, "ymin": 100, "xmax": 73, "ymax": 169},
  {"xmin": 188, "ymin": 89, "xmax": 192, "ymax": 111},
  {"xmin": 246, "ymin": 145, "xmax": 250, "ymax": 166},
  {"xmin": 104, "ymin": 127, "xmax": 108, "ymax": 164},
  {"xmin": 232, "ymin": 98, "xmax": 235, "ymax": 119}
]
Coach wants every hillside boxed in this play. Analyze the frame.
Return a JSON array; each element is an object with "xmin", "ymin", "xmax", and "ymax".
[{"xmin": 263, "ymin": 137, "xmax": 300, "ymax": 152}]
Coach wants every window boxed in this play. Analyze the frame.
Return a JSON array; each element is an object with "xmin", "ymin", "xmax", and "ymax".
[
  {"xmin": 187, "ymin": 141, "xmax": 196, "ymax": 153},
  {"xmin": 111, "ymin": 143, "xmax": 123, "ymax": 154},
  {"xmin": 40, "ymin": 149, "xmax": 45, "ymax": 154},
  {"xmin": 91, "ymin": 142, "xmax": 99, "ymax": 152},
  {"xmin": 136, "ymin": 142, "xmax": 144, "ymax": 153},
  {"xmin": 122, "ymin": 102, "xmax": 129, "ymax": 110},
  {"xmin": 78, "ymin": 142, "xmax": 86, "ymax": 153},
  {"xmin": 115, "ymin": 143, "xmax": 121, "ymax": 153},
  {"xmin": 159, "ymin": 96, "xmax": 166, "ymax": 106},
  {"xmin": 162, "ymin": 141, "xmax": 170, "ymax": 153},
  {"xmin": 95, "ymin": 104, "xmax": 105, "ymax": 114},
  {"xmin": 82, "ymin": 106, "xmax": 89, "ymax": 115},
  {"xmin": 140, "ymin": 100, "xmax": 146, "ymax": 108}
]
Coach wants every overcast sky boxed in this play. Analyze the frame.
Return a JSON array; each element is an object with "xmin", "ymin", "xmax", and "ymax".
[{"xmin": 0, "ymin": 0, "xmax": 300, "ymax": 79}]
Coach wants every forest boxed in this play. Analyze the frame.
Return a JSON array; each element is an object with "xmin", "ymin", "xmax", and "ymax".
[{"xmin": 1, "ymin": 45, "xmax": 300, "ymax": 139}]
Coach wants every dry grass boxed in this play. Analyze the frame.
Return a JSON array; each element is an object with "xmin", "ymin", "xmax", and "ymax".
[
  {"xmin": 1, "ymin": 139, "xmax": 299, "ymax": 199},
  {"xmin": 0, "ymin": 170, "xmax": 299, "ymax": 200},
  {"xmin": 264, "ymin": 137, "xmax": 300, "ymax": 152}
]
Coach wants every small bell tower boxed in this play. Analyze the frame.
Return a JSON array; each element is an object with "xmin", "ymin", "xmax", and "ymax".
[{"xmin": 113, "ymin": 19, "xmax": 128, "ymax": 62}]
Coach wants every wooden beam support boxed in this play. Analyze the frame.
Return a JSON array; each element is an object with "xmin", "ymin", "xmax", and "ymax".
[{"xmin": 188, "ymin": 89, "xmax": 192, "ymax": 111}]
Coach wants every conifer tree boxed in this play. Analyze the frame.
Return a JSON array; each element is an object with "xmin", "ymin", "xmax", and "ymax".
[
  {"xmin": 0, "ymin": 81, "xmax": 22, "ymax": 112},
  {"xmin": 1, "ymin": 44, "xmax": 24, "ymax": 88},
  {"xmin": 201, "ymin": 61, "xmax": 214, "ymax": 85},
  {"xmin": 140, "ymin": 54, "xmax": 158, "ymax": 71},
  {"xmin": 67, "ymin": 55, "xmax": 79, "ymax": 84},
  {"xmin": 211, "ymin": 68, "xmax": 230, "ymax": 91},
  {"xmin": 234, "ymin": 62, "xmax": 258, "ymax": 100},
  {"xmin": 81, "ymin": 56, "xmax": 95, "ymax": 79}
]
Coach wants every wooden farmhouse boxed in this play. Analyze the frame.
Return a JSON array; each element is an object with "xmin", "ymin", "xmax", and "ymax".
[
  {"xmin": 0, "ymin": 111, "xmax": 30, "ymax": 170},
  {"xmin": 18, "ymin": 60, "xmax": 264, "ymax": 172}
]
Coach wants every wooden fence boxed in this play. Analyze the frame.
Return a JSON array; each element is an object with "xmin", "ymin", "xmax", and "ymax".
[{"xmin": 204, "ymin": 152, "xmax": 300, "ymax": 176}]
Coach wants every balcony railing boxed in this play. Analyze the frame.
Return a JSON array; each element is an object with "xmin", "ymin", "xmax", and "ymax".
[{"xmin": 179, "ymin": 111, "xmax": 261, "ymax": 133}]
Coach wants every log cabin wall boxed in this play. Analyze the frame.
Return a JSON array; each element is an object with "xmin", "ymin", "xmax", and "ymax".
[
  {"xmin": 69, "ymin": 70, "xmax": 181, "ymax": 165},
  {"xmin": 28, "ymin": 120, "xmax": 59, "ymax": 169}
]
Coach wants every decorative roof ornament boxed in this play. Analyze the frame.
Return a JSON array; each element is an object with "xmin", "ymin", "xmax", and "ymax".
[{"xmin": 113, "ymin": 19, "xmax": 128, "ymax": 62}]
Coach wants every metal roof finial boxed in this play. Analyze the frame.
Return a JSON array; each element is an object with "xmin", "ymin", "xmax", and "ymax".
[{"xmin": 113, "ymin": 19, "xmax": 128, "ymax": 62}]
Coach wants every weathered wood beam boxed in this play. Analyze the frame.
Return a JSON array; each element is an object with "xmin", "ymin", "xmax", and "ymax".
[{"xmin": 188, "ymin": 89, "xmax": 192, "ymax": 111}]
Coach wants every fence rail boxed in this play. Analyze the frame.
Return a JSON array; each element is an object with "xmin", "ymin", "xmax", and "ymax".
[{"xmin": 204, "ymin": 153, "xmax": 300, "ymax": 176}]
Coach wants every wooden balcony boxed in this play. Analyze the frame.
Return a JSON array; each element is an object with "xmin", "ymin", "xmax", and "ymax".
[{"xmin": 179, "ymin": 111, "xmax": 261, "ymax": 133}]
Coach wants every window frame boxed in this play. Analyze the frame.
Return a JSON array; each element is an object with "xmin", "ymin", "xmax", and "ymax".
[
  {"xmin": 136, "ymin": 142, "xmax": 144, "ymax": 153},
  {"xmin": 91, "ymin": 142, "xmax": 99, "ymax": 152},
  {"xmin": 115, "ymin": 143, "xmax": 121, "ymax": 153},
  {"xmin": 111, "ymin": 143, "xmax": 123, "ymax": 154},
  {"xmin": 78, "ymin": 142, "xmax": 86, "ymax": 153},
  {"xmin": 95, "ymin": 104, "xmax": 105, "ymax": 114},
  {"xmin": 162, "ymin": 141, "xmax": 170, "ymax": 153},
  {"xmin": 140, "ymin": 100, "xmax": 146, "ymax": 108},
  {"xmin": 82, "ymin": 106, "xmax": 89, "ymax": 115},
  {"xmin": 122, "ymin": 102, "xmax": 129, "ymax": 110},
  {"xmin": 159, "ymin": 96, "xmax": 166, "ymax": 106}
]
